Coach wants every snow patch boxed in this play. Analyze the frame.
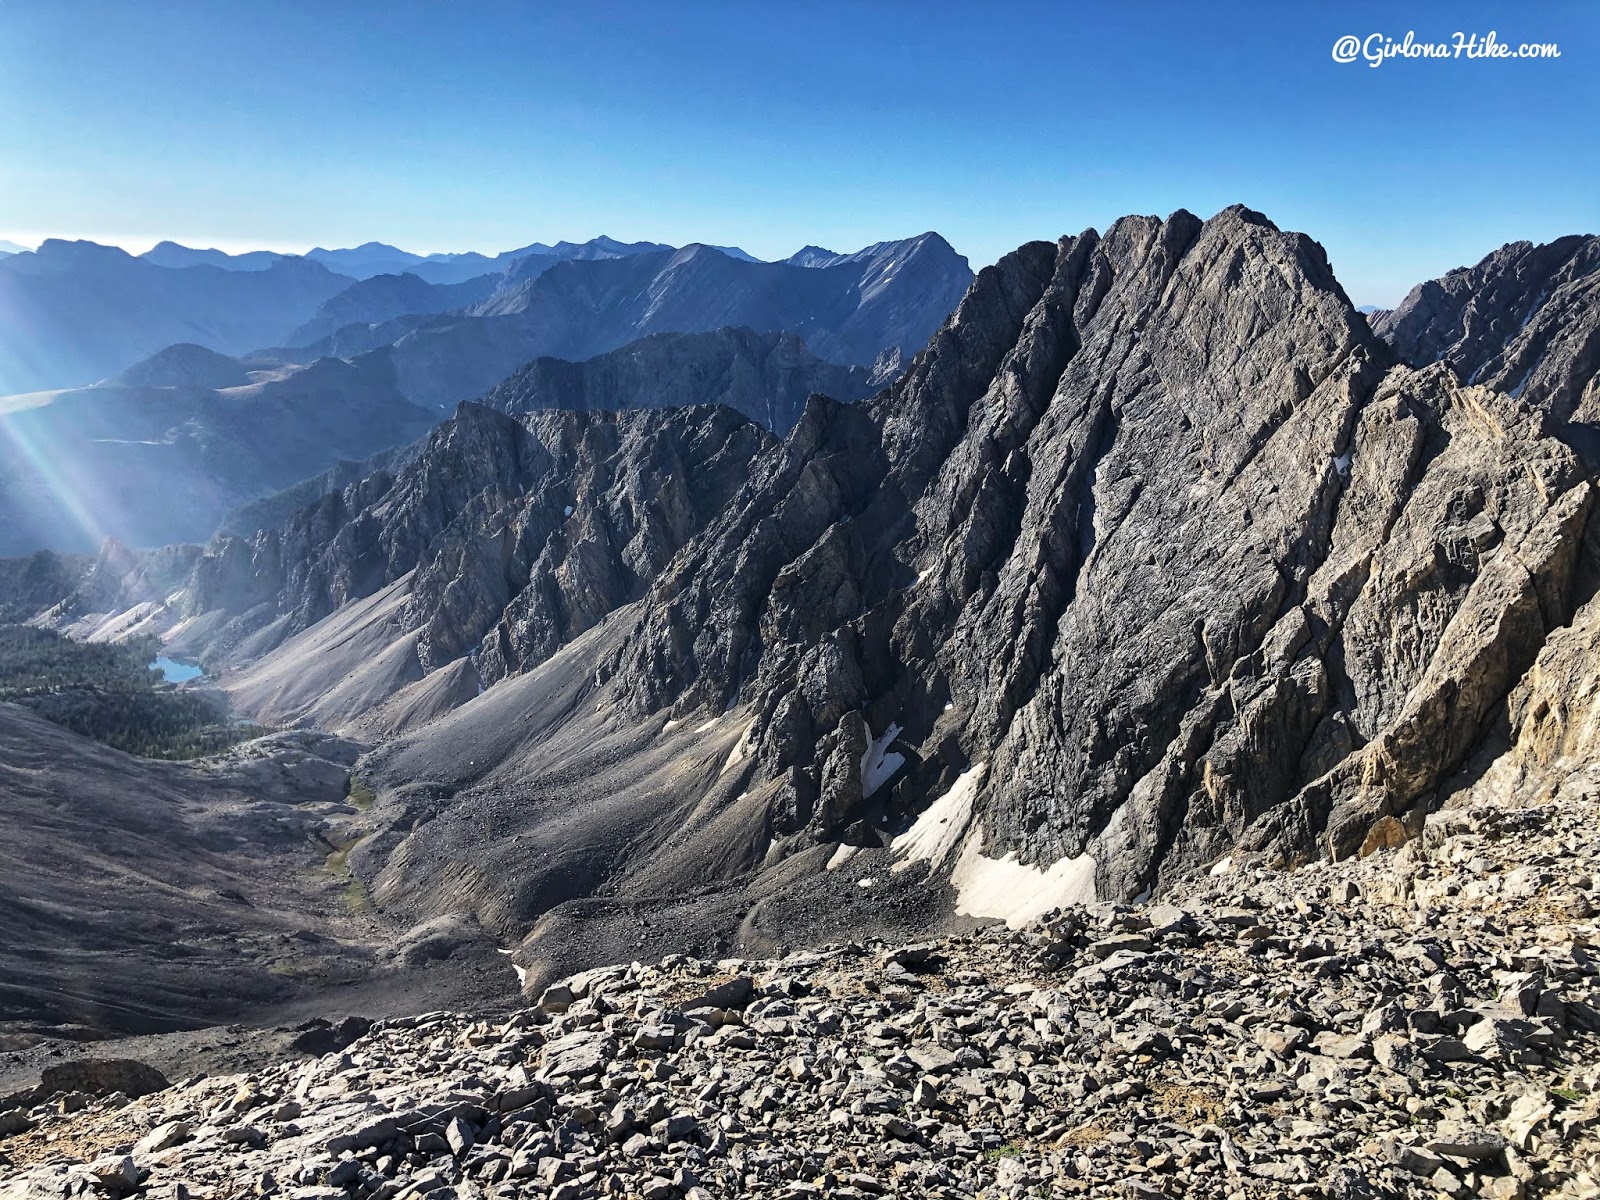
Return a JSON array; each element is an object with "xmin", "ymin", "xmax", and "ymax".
[
  {"xmin": 826, "ymin": 844, "xmax": 859, "ymax": 871},
  {"xmin": 890, "ymin": 762, "xmax": 1095, "ymax": 925},
  {"xmin": 857, "ymin": 877, "xmax": 875, "ymax": 889},
  {"xmin": 693, "ymin": 718, "xmax": 719, "ymax": 734},
  {"xmin": 721, "ymin": 720, "xmax": 756, "ymax": 774},
  {"xmin": 1333, "ymin": 450, "xmax": 1352, "ymax": 477},
  {"xmin": 662, "ymin": 718, "xmax": 680, "ymax": 732},
  {"xmin": 563, "ymin": 505, "xmax": 574, "ymax": 517},
  {"xmin": 1518, "ymin": 286, "xmax": 1550, "ymax": 332},
  {"xmin": 891, "ymin": 763, "xmax": 986, "ymax": 872},
  {"xmin": 860, "ymin": 720, "xmax": 905, "ymax": 797},
  {"xmin": 950, "ymin": 827, "xmax": 1098, "ymax": 928},
  {"xmin": 496, "ymin": 948, "xmax": 528, "ymax": 987}
]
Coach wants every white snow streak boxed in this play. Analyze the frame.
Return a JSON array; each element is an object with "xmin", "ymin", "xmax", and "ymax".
[
  {"xmin": 891, "ymin": 763, "xmax": 986, "ymax": 872},
  {"xmin": 860, "ymin": 720, "xmax": 905, "ymax": 797}
]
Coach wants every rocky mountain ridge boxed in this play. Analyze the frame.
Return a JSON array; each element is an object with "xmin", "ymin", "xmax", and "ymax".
[
  {"xmin": 584, "ymin": 206, "xmax": 1595, "ymax": 902},
  {"xmin": 173, "ymin": 401, "xmax": 771, "ymax": 732},
  {"xmin": 0, "ymin": 230, "xmax": 971, "ymax": 559},
  {"xmin": 482, "ymin": 329, "xmax": 881, "ymax": 436},
  {"xmin": 356, "ymin": 234, "xmax": 970, "ymax": 412},
  {"xmin": 1372, "ymin": 235, "xmax": 1600, "ymax": 460},
  {"xmin": 0, "ymin": 319, "xmax": 907, "ymax": 557},
  {"xmin": 6, "ymin": 205, "xmax": 1599, "ymax": 1055}
]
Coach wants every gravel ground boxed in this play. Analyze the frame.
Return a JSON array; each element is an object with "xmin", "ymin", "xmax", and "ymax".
[{"xmin": 4, "ymin": 767, "xmax": 1598, "ymax": 1198}]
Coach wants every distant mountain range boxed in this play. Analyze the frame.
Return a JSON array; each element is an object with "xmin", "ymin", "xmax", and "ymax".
[
  {"xmin": 354, "ymin": 234, "xmax": 971, "ymax": 410},
  {"xmin": 139, "ymin": 234, "xmax": 733, "ymax": 284},
  {"xmin": 0, "ymin": 241, "xmax": 353, "ymax": 395},
  {"xmin": 140, "ymin": 242, "xmax": 287, "ymax": 271},
  {"xmin": 0, "ymin": 229, "xmax": 972, "ymax": 555},
  {"xmin": 0, "ymin": 233, "xmax": 966, "ymax": 398},
  {"xmin": 0, "ymin": 344, "xmax": 439, "ymax": 556}
]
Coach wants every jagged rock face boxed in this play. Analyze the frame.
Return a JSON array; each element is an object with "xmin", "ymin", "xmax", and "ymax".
[
  {"xmin": 483, "ymin": 327, "xmax": 876, "ymax": 435},
  {"xmin": 1373, "ymin": 235, "xmax": 1600, "ymax": 426},
  {"xmin": 604, "ymin": 206, "xmax": 1597, "ymax": 900},
  {"xmin": 188, "ymin": 402, "xmax": 770, "ymax": 687},
  {"xmin": 37, "ymin": 206, "xmax": 1597, "ymax": 954}
]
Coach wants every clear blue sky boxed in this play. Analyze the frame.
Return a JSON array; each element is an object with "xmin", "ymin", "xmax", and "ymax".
[{"xmin": 1, "ymin": 1, "xmax": 1595, "ymax": 305}]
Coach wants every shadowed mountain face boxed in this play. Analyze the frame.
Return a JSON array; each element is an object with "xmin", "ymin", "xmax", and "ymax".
[
  {"xmin": 284, "ymin": 272, "xmax": 504, "ymax": 347},
  {"xmin": 483, "ymin": 328, "xmax": 880, "ymax": 435},
  {"xmin": 470, "ymin": 235, "xmax": 969, "ymax": 358},
  {"xmin": 0, "ymin": 242, "xmax": 355, "ymax": 395},
  {"xmin": 25, "ymin": 205, "xmax": 1594, "ymax": 1002}
]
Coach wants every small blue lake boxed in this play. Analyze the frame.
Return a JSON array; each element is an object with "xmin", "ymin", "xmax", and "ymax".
[{"xmin": 151, "ymin": 656, "xmax": 204, "ymax": 684}]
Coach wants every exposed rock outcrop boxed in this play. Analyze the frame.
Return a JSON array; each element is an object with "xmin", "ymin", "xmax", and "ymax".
[
  {"xmin": 1373, "ymin": 234, "xmax": 1600, "ymax": 428},
  {"xmin": 179, "ymin": 402, "xmax": 770, "ymax": 729},
  {"xmin": 603, "ymin": 206, "xmax": 1597, "ymax": 902}
]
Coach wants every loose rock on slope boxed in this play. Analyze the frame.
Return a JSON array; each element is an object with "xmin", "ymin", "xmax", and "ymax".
[{"xmin": 4, "ymin": 769, "xmax": 1599, "ymax": 1198}]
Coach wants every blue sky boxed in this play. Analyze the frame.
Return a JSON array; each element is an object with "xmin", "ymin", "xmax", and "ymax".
[{"xmin": 1, "ymin": 1, "xmax": 1595, "ymax": 305}]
